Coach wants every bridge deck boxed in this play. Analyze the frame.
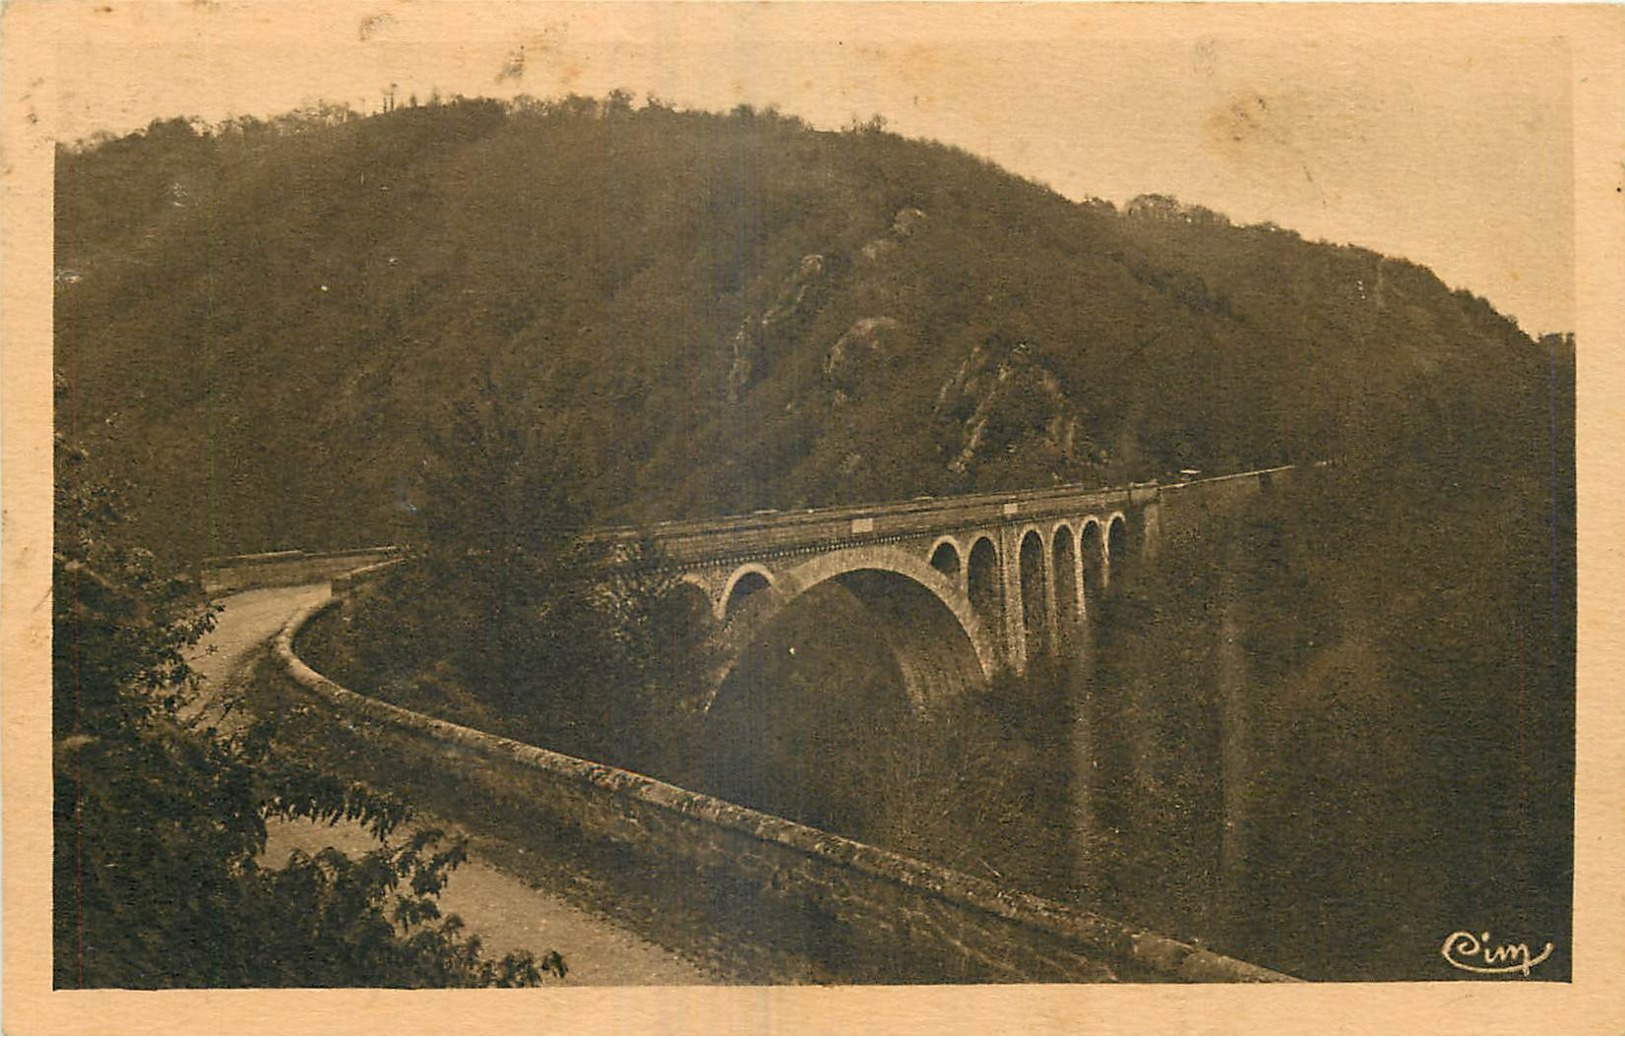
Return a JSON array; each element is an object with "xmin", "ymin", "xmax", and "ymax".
[{"xmin": 601, "ymin": 466, "xmax": 1293, "ymax": 566}]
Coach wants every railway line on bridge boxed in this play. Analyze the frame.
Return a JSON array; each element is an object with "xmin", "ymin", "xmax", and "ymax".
[
  {"xmin": 603, "ymin": 464, "xmax": 1297, "ymax": 707},
  {"xmin": 206, "ymin": 465, "xmax": 1301, "ymax": 711}
]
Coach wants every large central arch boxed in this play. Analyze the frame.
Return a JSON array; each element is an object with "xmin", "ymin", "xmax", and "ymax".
[{"xmin": 711, "ymin": 545, "xmax": 996, "ymax": 711}]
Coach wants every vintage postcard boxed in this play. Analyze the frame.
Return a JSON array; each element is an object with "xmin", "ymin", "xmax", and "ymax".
[{"xmin": 4, "ymin": 1, "xmax": 1623, "ymax": 1033}]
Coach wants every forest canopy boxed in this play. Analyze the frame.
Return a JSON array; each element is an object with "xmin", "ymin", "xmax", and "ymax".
[{"xmin": 55, "ymin": 95, "xmax": 1569, "ymax": 563}]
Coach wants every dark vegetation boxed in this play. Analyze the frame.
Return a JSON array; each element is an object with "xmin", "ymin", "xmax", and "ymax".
[
  {"xmin": 52, "ymin": 433, "xmax": 562, "ymax": 987},
  {"xmin": 1084, "ymin": 443, "xmax": 1573, "ymax": 979},
  {"xmin": 57, "ymin": 96, "xmax": 1574, "ymax": 981},
  {"xmin": 697, "ymin": 602, "xmax": 1080, "ymax": 897},
  {"xmin": 294, "ymin": 375, "xmax": 719, "ymax": 783},
  {"xmin": 240, "ymin": 646, "xmax": 1059, "ymax": 985},
  {"xmin": 57, "ymin": 96, "xmax": 1559, "ymax": 565}
]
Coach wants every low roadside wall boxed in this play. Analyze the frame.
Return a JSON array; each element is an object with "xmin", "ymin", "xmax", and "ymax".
[
  {"xmin": 272, "ymin": 595, "xmax": 1294, "ymax": 985},
  {"xmin": 203, "ymin": 547, "xmax": 401, "ymax": 595}
]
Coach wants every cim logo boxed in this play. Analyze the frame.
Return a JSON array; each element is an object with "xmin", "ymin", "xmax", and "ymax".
[{"xmin": 1440, "ymin": 930, "xmax": 1555, "ymax": 977}]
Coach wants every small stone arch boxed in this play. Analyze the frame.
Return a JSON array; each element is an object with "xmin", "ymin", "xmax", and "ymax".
[
  {"xmin": 1080, "ymin": 516, "xmax": 1106, "ymax": 598},
  {"xmin": 1017, "ymin": 522, "xmax": 1051, "ymax": 548},
  {"xmin": 1051, "ymin": 522, "xmax": 1081, "ymax": 631},
  {"xmin": 1018, "ymin": 528, "xmax": 1049, "ymax": 660},
  {"xmin": 721, "ymin": 563, "xmax": 776, "ymax": 620},
  {"xmin": 674, "ymin": 575, "xmax": 718, "ymax": 617},
  {"xmin": 966, "ymin": 535, "xmax": 1000, "ymax": 630},
  {"xmin": 1106, "ymin": 511, "xmax": 1131, "ymax": 586},
  {"xmin": 928, "ymin": 536, "xmax": 963, "ymax": 581},
  {"xmin": 678, "ymin": 572, "xmax": 714, "ymax": 599}
]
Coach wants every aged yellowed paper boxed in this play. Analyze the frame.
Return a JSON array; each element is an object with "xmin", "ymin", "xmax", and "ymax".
[{"xmin": 5, "ymin": 1, "xmax": 1623, "ymax": 1032}]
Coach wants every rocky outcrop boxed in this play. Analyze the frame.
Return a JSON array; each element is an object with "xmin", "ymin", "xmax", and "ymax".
[
  {"xmin": 763, "ymin": 254, "xmax": 825, "ymax": 324},
  {"xmin": 891, "ymin": 206, "xmax": 927, "ymax": 237},
  {"xmin": 823, "ymin": 316, "xmax": 902, "ymax": 392},
  {"xmin": 860, "ymin": 206, "xmax": 928, "ymax": 264},
  {"xmin": 935, "ymin": 337, "xmax": 1093, "ymax": 476},
  {"xmin": 728, "ymin": 254, "xmax": 827, "ymax": 402}
]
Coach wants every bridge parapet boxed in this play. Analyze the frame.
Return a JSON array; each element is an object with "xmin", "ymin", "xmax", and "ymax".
[
  {"xmin": 273, "ymin": 591, "xmax": 1297, "ymax": 984},
  {"xmin": 607, "ymin": 482, "xmax": 1151, "ymax": 569}
]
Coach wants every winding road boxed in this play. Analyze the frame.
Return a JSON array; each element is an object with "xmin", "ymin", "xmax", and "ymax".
[{"xmin": 187, "ymin": 583, "xmax": 711, "ymax": 986}]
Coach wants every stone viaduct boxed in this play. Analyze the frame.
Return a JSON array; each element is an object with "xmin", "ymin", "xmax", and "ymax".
[
  {"xmin": 600, "ymin": 466, "xmax": 1295, "ymax": 710},
  {"xmin": 205, "ymin": 466, "xmax": 1297, "ymax": 712}
]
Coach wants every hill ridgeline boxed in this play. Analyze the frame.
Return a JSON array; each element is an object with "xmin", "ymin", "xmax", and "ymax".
[{"xmin": 55, "ymin": 97, "xmax": 1568, "ymax": 562}]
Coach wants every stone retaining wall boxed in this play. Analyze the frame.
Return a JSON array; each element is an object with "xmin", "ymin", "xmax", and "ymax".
[{"xmin": 273, "ymin": 593, "xmax": 1294, "ymax": 985}]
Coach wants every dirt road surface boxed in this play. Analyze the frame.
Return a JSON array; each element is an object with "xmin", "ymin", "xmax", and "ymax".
[{"xmin": 189, "ymin": 583, "xmax": 712, "ymax": 986}]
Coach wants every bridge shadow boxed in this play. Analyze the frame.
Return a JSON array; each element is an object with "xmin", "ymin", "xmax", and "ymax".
[{"xmin": 701, "ymin": 581, "xmax": 915, "ymax": 840}]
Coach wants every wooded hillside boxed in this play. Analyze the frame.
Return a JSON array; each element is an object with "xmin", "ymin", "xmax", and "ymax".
[{"xmin": 55, "ymin": 97, "xmax": 1570, "ymax": 561}]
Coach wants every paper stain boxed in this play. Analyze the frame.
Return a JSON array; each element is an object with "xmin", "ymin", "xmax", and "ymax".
[
  {"xmin": 359, "ymin": 13, "xmax": 395, "ymax": 42},
  {"xmin": 504, "ymin": 29, "xmax": 566, "ymax": 88},
  {"xmin": 1203, "ymin": 91, "xmax": 1326, "ymax": 199},
  {"xmin": 1208, "ymin": 93, "xmax": 1291, "ymax": 150},
  {"xmin": 1193, "ymin": 36, "xmax": 1218, "ymax": 78},
  {"xmin": 497, "ymin": 45, "xmax": 526, "ymax": 83}
]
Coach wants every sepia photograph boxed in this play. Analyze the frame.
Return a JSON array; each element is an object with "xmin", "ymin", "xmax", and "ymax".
[{"xmin": 5, "ymin": 0, "xmax": 1623, "ymax": 1032}]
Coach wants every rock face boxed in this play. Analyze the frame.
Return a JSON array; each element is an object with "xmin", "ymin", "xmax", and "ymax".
[
  {"xmin": 730, "ymin": 197, "xmax": 1097, "ymax": 490},
  {"xmin": 728, "ymin": 254, "xmax": 827, "ymax": 402},
  {"xmin": 860, "ymin": 206, "xmax": 927, "ymax": 264},
  {"xmin": 765, "ymin": 254, "xmax": 825, "ymax": 324},
  {"xmin": 935, "ymin": 337, "xmax": 1092, "ymax": 476},
  {"xmin": 891, "ymin": 206, "xmax": 927, "ymax": 237},
  {"xmin": 823, "ymin": 317, "xmax": 902, "ymax": 391},
  {"xmin": 731, "ymin": 205, "xmax": 928, "ymax": 405}
]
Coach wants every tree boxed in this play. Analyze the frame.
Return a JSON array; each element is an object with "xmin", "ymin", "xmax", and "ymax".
[
  {"xmin": 52, "ymin": 432, "xmax": 563, "ymax": 987},
  {"xmin": 363, "ymin": 378, "xmax": 720, "ymax": 775},
  {"xmin": 412, "ymin": 376, "xmax": 598, "ymax": 701},
  {"xmin": 583, "ymin": 535, "xmax": 721, "ymax": 774}
]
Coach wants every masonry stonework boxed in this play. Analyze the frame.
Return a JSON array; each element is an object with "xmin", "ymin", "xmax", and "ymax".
[{"xmin": 271, "ymin": 591, "xmax": 1294, "ymax": 984}]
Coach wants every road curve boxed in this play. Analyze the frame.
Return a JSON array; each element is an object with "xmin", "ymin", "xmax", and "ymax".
[{"xmin": 188, "ymin": 583, "xmax": 711, "ymax": 986}]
